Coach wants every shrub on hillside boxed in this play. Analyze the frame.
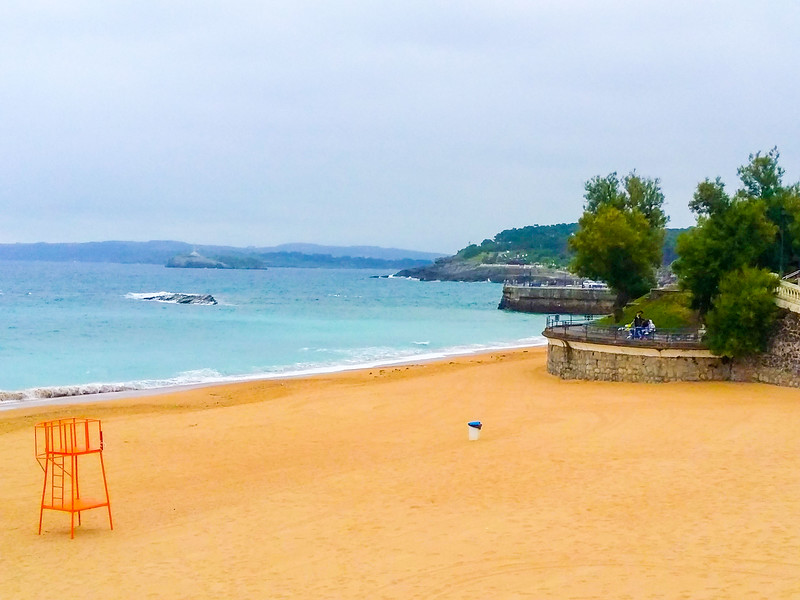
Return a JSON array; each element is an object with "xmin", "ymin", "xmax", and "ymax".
[{"xmin": 704, "ymin": 268, "xmax": 779, "ymax": 357}]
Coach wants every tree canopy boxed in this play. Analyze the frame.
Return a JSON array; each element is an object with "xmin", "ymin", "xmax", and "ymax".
[
  {"xmin": 456, "ymin": 223, "xmax": 578, "ymax": 265},
  {"xmin": 674, "ymin": 148, "xmax": 799, "ymax": 357},
  {"xmin": 674, "ymin": 148, "xmax": 797, "ymax": 316},
  {"xmin": 569, "ymin": 171, "xmax": 667, "ymax": 315},
  {"xmin": 673, "ymin": 196, "xmax": 776, "ymax": 314},
  {"xmin": 704, "ymin": 268, "xmax": 779, "ymax": 358}
]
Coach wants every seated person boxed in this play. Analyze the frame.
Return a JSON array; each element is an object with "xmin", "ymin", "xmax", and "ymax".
[{"xmin": 644, "ymin": 319, "xmax": 656, "ymax": 338}]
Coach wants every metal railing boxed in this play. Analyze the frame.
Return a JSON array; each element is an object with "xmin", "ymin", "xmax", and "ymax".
[
  {"xmin": 503, "ymin": 279, "xmax": 584, "ymax": 287},
  {"xmin": 545, "ymin": 315, "xmax": 600, "ymax": 328},
  {"xmin": 544, "ymin": 317, "xmax": 706, "ymax": 348}
]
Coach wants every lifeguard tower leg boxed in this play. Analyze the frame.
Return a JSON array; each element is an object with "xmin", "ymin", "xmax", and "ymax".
[
  {"xmin": 74, "ymin": 454, "xmax": 82, "ymax": 527},
  {"xmin": 100, "ymin": 450, "xmax": 113, "ymax": 529},
  {"xmin": 38, "ymin": 457, "xmax": 49, "ymax": 534}
]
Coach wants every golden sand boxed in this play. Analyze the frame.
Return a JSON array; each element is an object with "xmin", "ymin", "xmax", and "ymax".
[{"xmin": 2, "ymin": 347, "xmax": 800, "ymax": 599}]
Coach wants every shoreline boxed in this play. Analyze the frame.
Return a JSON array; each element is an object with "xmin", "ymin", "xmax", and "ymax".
[{"xmin": 0, "ymin": 339, "xmax": 547, "ymax": 412}]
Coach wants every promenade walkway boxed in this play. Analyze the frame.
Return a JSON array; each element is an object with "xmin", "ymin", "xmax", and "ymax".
[
  {"xmin": 544, "ymin": 279, "xmax": 800, "ymax": 351},
  {"xmin": 543, "ymin": 316, "xmax": 706, "ymax": 350}
]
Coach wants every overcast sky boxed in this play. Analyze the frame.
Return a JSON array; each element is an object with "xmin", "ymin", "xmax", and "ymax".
[{"xmin": 1, "ymin": 1, "xmax": 799, "ymax": 253}]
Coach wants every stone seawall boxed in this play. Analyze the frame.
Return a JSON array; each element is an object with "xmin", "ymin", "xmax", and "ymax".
[
  {"xmin": 545, "ymin": 309, "xmax": 800, "ymax": 387},
  {"xmin": 499, "ymin": 285, "xmax": 616, "ymax": 315},
  {"xmin": 546, "ymin": 338, "xmax": 728, "ymax": 383},
  {"xmin": 729, "ymin": 310, "xmax": 800, "ymax": 387}
]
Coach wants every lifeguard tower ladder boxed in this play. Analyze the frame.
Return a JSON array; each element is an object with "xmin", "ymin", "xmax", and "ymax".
[{"xmin": 35, "ymin": 418, "xmax": 113, "ymax": 538}]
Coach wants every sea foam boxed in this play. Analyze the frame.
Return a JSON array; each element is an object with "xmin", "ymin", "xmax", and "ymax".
[{"xmin": 0, "ymin": 337, "xmax": 547, "ymax": 409}]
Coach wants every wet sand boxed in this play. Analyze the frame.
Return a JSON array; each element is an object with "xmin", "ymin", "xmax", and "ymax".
[{"xmin": 2, "ymin": 347, "xmax": 800, "ymax": 599}]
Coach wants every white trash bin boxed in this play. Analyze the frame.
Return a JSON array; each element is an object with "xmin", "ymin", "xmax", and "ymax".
[{"xmin": 468, "ymin": 421, "xmax": 482, "ymax": 441}]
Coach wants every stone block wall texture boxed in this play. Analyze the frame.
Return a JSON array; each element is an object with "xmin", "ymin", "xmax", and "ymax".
[
  {"xmin": 547, "ymin": 343, "xmax": 730, "ymax": 383},
  {"xmin": 499, "ymin": 286, "xmax": 616, "ymax": 315},
  {"xmin": 730, "ymin": 310, "xmax": 800, "ymax": 388},
  {"xmin": 546, "ymin": 310, "xmax": 800, "ymax": 388}
]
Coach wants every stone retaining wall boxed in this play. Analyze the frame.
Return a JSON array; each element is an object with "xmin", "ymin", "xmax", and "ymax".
[
  {"xmin": 729, "ymin": 310, "xmax": 800, "ymax": 387},
  {"xmin": 499, "ymin": 285, "xmax": 616, "ymax": 315},
  {"xmin": 546, "ymin": 338, "xmax": 729, "ymax": 383},
  {"xmin": 546, "ymin": 309, "xmax": 800, "ymax": 387}
]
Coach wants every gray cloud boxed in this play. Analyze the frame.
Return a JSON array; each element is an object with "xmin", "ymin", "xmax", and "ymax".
[{"xmin": 1, "ymin": 1, "xmax": 799, "ymax": 252}]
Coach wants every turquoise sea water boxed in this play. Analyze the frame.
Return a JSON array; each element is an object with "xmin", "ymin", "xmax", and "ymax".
[{"xmin": 0, "ymin": 261, "xmax": 547, "ymax": 403}]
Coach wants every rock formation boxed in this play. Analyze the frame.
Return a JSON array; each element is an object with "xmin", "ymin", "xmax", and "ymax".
[
  {"xmin": 135, "ymin": 292, "xmax": 218, "ymax": 305},
  {"xmin": 394, "ymin": 257, "xmax": 581, "ymax": 284}
]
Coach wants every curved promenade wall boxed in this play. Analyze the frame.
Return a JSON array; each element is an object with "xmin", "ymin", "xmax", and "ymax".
[
  {"xmin": 545, "ymin": 310, "xmax": 800, "ymax": 387},
  {"xmin": 546, "ymin": 337, "xmax": 728, "ymax": 383}
]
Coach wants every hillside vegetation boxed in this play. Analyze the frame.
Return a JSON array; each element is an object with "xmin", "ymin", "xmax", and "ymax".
[
  {"xmin": 456, "ymin": 223, "xmax": 578, "ymax": 266},
  {"xmin": 594, "ymin": 290, "xmax": 700, "ymax": 329},
  {"xmin": 455, "ymin": 223, "xmax": 685, "ymax": 269}
]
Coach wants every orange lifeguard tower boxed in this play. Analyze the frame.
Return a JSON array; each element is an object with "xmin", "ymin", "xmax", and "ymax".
[{"xmin": 35, "ymin": 418, "xmax": 113, "ymax": 538}]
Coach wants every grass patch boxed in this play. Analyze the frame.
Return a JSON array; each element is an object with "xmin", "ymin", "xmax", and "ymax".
[{"xmin": 595, "ymin": 289, "xmax": 700, "ymax": 329}]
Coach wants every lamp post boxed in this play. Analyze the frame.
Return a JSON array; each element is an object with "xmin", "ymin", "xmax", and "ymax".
[{"xmin": 780, "ymin": 207, "xmax": 786, "ymax": 276}]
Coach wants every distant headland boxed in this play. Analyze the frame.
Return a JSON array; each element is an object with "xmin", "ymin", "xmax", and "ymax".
[
  {"xmin": 394, "ymin": 223, "xmax": 684, "ymax": 284},
  {"xmin": 0, "ymin": 241, "xmax": 443, "ymax": 270}
]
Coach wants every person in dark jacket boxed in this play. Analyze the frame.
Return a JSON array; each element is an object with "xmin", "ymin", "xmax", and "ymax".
[{"xmin": 632, "ymin": 311, "xmax": 646, "ymax": 339}]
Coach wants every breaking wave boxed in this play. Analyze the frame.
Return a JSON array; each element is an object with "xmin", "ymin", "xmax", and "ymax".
[{"xmin": 0, "ymin": 337, "xmax": 547, "ymax": 409}]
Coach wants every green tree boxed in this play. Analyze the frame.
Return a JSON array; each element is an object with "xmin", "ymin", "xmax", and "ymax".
[
  {"xmin": 583, "ymin": 172, "xmax": 668, "ymax": 229},
  {"xmin": 735, "ymin": 148, "xmax": 800, "ymax": 274},
  {"xmin": 704, "ymin": 268, "xmax": 779, "ymax": 357},
  {"xmin": 674, "ymin": 149, "xmax": 800, "ymax": 315},
  {"xmin": 737, "ymin": 147, "xmax": 784, "ymax": 200},
  {"xmin": 457, "ymin": 244, "xmax": 481, "ymax": 260},
  {"xmin": 674, "ymin": 148, "xmax": 800, "ymax": 358},
  {"xmin": 624, "ymin": 172, "xmax": 669, "ymax": 229},
  {"xmin": 570, "ymin": 172, "xmax": 667, "ymax": 317},
  {"xmin": 673, "ymin": 197, "xmax": 776, "ymax": 314},
  {"xmin": 688, "ymin": 177, "xmax": 730, "ymax": 216}
]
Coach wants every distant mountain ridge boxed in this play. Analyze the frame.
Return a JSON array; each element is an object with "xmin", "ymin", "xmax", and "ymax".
[{"xmin": 0, "ymin": 241, "xmax": 445, "ymax": 265}]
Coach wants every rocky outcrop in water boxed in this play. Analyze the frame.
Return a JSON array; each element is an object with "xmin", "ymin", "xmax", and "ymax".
[{"xmin": 135, "ymin": 292, "xmax": 218, "ymax": 305}]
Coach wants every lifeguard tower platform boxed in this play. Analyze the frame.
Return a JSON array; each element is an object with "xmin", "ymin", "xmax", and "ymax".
[{"xmin": 35, "ymin": 418, "xmax": 113, "ymax": 538}]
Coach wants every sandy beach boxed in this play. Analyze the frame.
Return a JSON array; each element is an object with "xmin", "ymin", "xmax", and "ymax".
[{"xmin": 2, "ymin": 346, "xmax": 800, "ymax": 599}]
